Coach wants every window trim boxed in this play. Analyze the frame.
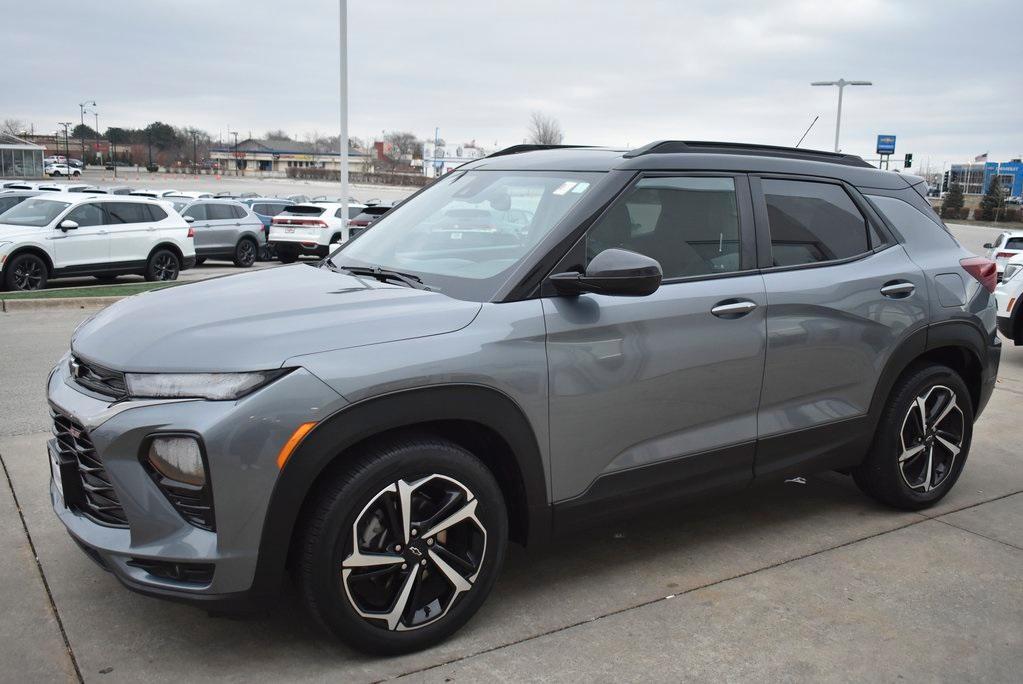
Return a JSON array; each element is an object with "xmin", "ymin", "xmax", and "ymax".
[
  {"xmin": 750, "ymin": 173, "xmax": 894, "ymax": 274},
  {"xmin": 540, "ymin": 171, "xmax": 759, "ymax": 295}
]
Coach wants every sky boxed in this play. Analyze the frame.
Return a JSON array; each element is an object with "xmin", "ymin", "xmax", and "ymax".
[{"xmin": 3, "ymin": 0, "xmax": 1021, "ymax": 171}]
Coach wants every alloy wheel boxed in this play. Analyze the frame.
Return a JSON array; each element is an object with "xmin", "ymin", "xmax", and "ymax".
[
  {"xmin": 238, "ymin": 240, "xmax": 256, "ymax": 266},
  {"xmin": 152, "ymin": 253, "xmax": 178, "ymax": 280},
  {"xmin": 341, "ymin": 474, "xmax": 487, "ymax": 632},
  {"xmin": 898, "ymin": 385, "xmax": 964, "ymax": 492},
  {"xmin": 13, "ymin": 259, "xmax": 44, "ymax": 290}
]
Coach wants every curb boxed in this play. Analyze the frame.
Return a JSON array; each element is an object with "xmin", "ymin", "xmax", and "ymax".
[{"xmin": 1, "ymin": 295, "xmax": 125, "ymax": 312}]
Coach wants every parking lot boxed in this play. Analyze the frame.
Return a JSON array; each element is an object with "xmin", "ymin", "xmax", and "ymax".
[{"xmin": 1, "ymin": 223, "xmax": 1020, "ymax": 682}]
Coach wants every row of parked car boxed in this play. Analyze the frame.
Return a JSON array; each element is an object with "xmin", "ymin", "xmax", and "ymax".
[{"xmin": 0, "ymin": 180, "xmax": 394, "ymax": 291}]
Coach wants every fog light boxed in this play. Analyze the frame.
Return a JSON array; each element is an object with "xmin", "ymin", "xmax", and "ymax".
[{"xmin": 148, "ymin": 436, "xmax": 205, "ymax": 486}]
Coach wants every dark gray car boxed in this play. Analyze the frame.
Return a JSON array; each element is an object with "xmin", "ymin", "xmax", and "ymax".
[
  {"xmin": 168, "ymin": 198, "xmax": 265, "ymax": 267},
  {"xmin": 48, "ymin": 141, "xmax": 1000, "ymax": 655}
]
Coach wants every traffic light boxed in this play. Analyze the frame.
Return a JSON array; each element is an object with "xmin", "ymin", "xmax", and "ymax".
[{"xmin": 904, "ymin": 153, "xmax": 913, "ymax": 168}]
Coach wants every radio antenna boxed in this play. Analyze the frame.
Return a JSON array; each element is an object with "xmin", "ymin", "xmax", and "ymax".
[{"xmin": 795, "ymin": 115, "xmax": 819, "ymax": 148}]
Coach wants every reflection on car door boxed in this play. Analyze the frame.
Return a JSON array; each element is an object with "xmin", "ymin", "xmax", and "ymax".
[
  {"xmin": 543, "ymin": 174, "xmax": 767, "ymax": 524},
  {"xmin": 750, "ymin": 176, "xmax": 928, "ymax": 478},
  {"xmin": 52, "ymin": 202, "xmax": 109, "ymax": 269}
]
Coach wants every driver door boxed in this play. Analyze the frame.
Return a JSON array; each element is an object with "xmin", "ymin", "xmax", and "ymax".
[
  {"xmin": 543, "ymin": 174, "xmax": 767, "ymax": 523},
  {"xmin": 52, "ymin": 202, "xmax": 109, "ymax": 269}
]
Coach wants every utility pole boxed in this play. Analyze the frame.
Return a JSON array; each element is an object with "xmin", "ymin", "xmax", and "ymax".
[
  {"xmin": 78, "ymin": 100, "xmax": 95, "ymax": 163},
  {"xmin": 193, "ymin": 131, "xmax": 198, "ymax": 175},
  {"xmin": 59, "ymin": 122, "xmax": 73, "ymax": 170},
  {"xmin": 94, "ymin": 108, "xmax": 100, "ymax": 166},
  {"xmin": 338, "ymin": 0, "xmax": 349, "ymax": 222},
  {"xmin": 810, "ymin": 79, "xmax": 872, "ymax": 152},
  {"xmin": 229, "ymin": 130, "xmax": 239, "ymax": 176}
]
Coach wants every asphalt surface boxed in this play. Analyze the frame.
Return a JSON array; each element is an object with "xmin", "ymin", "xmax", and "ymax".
[{"xmin": 0, "ymin": 222, "xmax": 1020, "ymax": 682}]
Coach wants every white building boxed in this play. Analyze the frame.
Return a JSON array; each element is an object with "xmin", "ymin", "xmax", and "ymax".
[{"xmin": 421, "ymin": 140, "xmax": 488, "ymax": 178}]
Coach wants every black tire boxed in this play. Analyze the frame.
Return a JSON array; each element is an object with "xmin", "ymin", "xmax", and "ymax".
[
  {"xmin": 295, "ymin": 434, "xmax": 508, "ymax": 655},
  {"xmin": 276, "ymin": 245, "xmax": 299, "ymax": 264},
  {"xmin": 853, "ymin": 363, "xmax": 973, "ymax": 510},
  {"xmin": 144, "ymin": 249, "xmax": 180, "ymax": 282},
  {"xmin": 194, "ymin": 257, "xmax": 206, "ymax": 266},
  {"xmin": 3, "ymin": 253, "xmax": 48, "ymax": 291},
  {"xmin": 233, "ymin": 237, "xmax": 258, "ymax": 268}
]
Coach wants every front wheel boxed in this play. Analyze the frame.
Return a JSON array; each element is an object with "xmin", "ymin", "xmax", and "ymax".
[
  {"xmin": 3, "ymin": 253, "xmax": 48, "ymax": 291},
  {"xmin": 295, "ymin": 435, "xmax": 508, "ymax": 655},
  {"xmin": 233, "ymin": 237, "xmax": 257, "ymax": 268},
  {"xmin": 144, "ymin": 249, "xmax": 180, "ymax": 282},
  {"xmin": 853, "ymin": 363, "xmax": 973, "ymax": 510}
]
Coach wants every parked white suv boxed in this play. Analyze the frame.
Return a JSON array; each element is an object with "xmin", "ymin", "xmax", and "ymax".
[
  {"xmin": 995, "ymin": 253, "xmax": 1023, "ymax": 344},
  {"xmin": 268, "ymin": 202, "xmax": 350, "ymax": 262},
  {"xmin": 45, "ymin": 163, "xmax": 81, "ymax": 178},
  {"xmin": 0, "ymin": 194, "xmax": 195, "ymax": 291},
  {"xmin": 983, "ymin": 230, "xmax": 1023, "ymax": 281}
]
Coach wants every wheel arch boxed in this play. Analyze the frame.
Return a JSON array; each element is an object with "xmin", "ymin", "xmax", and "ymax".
[
  {"xmin": 249, "ymin": 384, "xmax": 551, "ymax": 602},
  {"xmin": 148, "ymin": 241, "xmax": 184, "ymax": 264},
  {"xmin": 2, "ymin": 245, "xmax": 54, "ymax": 277}
]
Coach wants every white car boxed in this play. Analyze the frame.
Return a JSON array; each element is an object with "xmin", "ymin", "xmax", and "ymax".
[
  {"xmin": 0, "ymin": 193, "xmax": 195, "ymax": 291},
  {"xmin": 983, "ymin": 231, "xmax": 1023, "ymax": 281},
  {"xmin": 45, "ymin": 164, "xmax": 81, "ymax": 178},
  {"xmin": 166, "ymin": 190, "xmax": 214, "ymax": 200},
  {"xmin": 995, "ymin": 253, "xmax": 1023, "ymax": 345},
  {"xmin": 129, "ymin": 189, "xmax": 178, "ymax": 198},
  {"xmin": 268, "ymin": 202, "xmax": 350, "ymax": 262},
  {"xmin": 35, "ymin": 183, "xmax": 98, "ymax": 193}
]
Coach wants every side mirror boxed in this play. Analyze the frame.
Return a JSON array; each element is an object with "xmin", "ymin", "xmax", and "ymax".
[
  {"xmin": 549, "ymin": 248, "xmax": 662, "ymax": 297},
  {"xmin": 983, "ymin": 242, "xmax": 993, "ymax": 249},
  {"xmin": 59, "ymin": 219, "xmax": 79, "ymax": 231},
  {"xmin": 184, "ymin": 215, "xmax": 195, "ymax": 223}
]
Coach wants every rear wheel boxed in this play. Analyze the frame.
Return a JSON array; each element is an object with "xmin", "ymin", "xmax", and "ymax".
[
  {"xmin": 3, "ymin": 253, "xmax": 48, "ymax": 291},
  {"xmin": 853, "ymin": 363, "xmax": 972, "ymax": 510},
  {"xmin": 276, "ymin": 244, "xmax": 299, "ymax": 263},
  {"xmin": 144, "ymin": 249, "xmax": 180, "ymax": 282},
  {"xmin": 296, "ymin": 434, "xmax": 508, "ymax": 655},
  {"xmin": 233, "ymin": 237, "xmax": 257, "ymax": 268}
]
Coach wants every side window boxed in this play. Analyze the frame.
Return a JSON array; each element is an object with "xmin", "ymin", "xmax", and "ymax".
[
  {"xmin": 184, "ymin": 204, "xmax": 207, "ymax": 221},
  {"xmin": 147, "ymin": 205, "xmax": 167, "ymax": 221},
  {"xmin": 64, "ymin": 203, "xmax": 104, "ymax": 227},
  {"xmin": 762, "ymin": 179, "xmax": 870, "ymax": 267},
  {"xmin": 231, "ymin": 205, "xmax": 247, "ymax": 219},
  {"xmin": 106, "ymin": 202, "xmax": 151, "ymax": 224},
  {"xmin": 252, "ymin": 204, "xmax": 268, "ymax": 215},
  {"xmin": 335, "ymin": 208, "xmax": 346, "ymax": 219},
  {"xmin": 585, "ymin": 176, "xmax": 742, "ymax": 279},
  {"xmin": 206, "ymin": 203, "xmax": 234, "ymax": 221}
]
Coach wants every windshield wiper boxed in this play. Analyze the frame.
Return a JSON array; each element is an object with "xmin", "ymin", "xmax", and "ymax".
[{"xmin": 332, "ymin": 264, "xmax": 428, "ymax": 289}]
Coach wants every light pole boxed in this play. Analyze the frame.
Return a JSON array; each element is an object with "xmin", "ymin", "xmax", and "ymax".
[
  {"xmin": 338, "ymin": 0, "xmax": 349, "ymax": 222},
  {"xmin": 229, "ymin": 130, "xmax": 239, "ymax": 176},
  {"xmin": 58, "ymin": 122, "xmax": 73, "ymax": 171},
  {"xmin": 78, "ymin": 100, "xmax": 96, "ymax": 163},
  {"xmin": 810, "ymin": 79, "xmax": 872, "ymax": 152}
]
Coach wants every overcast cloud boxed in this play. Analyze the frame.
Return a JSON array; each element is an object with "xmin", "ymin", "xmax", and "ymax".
[{"xmin": 3, "ymin": 0, "xmax": 1020, "ymax": 168}]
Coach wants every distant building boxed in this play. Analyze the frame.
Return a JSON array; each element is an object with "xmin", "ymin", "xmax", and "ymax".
[
  {"xmin": 0, "ymin": 134, "xmax": 45, "ymax": 177},
  {"xmin": 421, "ymin": 141, "xmax": 488, "ymax": 178},
  {"xmin": 209, "ymin": 138, "xmax": 371, "ymax": 177},
  {"xmin": 946, "ymin": 159, "xmax": 1023, "ymax": 197}
]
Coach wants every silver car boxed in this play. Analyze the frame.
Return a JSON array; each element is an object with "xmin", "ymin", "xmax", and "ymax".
[
  {"xmin": 48, "ymin": 141, "xmax": 1000, "ymax": 655},
  {"xmin": 166, "ymin": 197, "xmax": 265, "ymax": 267}
]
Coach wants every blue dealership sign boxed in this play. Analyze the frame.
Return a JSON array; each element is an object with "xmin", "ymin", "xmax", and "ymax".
[{"xmin": 876, "ymin": 134, "xmax": 896, "ymax": 155}]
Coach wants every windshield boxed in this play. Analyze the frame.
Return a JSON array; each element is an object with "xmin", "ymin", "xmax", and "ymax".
[
  {"xmin": 334, "ymin": 170, "xmax": 602, "ymax": 300},
  {"xmin": 0, "ymin": 198, "xmax": 71, "ymax": 227}
]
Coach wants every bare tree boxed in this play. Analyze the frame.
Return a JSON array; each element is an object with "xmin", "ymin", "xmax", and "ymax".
[
  {"xmin": 2, "ymin": 118, "xmax": 27, "ymax": 136},
  {"xmin": 527, "ymin": 112, "xmax": 563, "ymax": 145},
  {"xmin": 264, "ymin": 129, "xmax": 293, "ymax": 141},
  {"xmin": 382, "ymin": 131, "xmax": 421, "ymax": 166}
]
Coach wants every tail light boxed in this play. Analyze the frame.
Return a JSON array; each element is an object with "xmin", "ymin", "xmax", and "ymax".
[
  {"xmin": 960, "ymin": 256, "xmax": 997, "ymax": 293},
  {"xmin": 996, "ymin": 252, "xmax": 1016, "ymax": 259},
  {"xmin": 187, "ymin": 227, "xmax": 195, "ymax": 238},
  {"xmin": 271, "ymin": 218, "xmax": 328, "ymax": 228}
]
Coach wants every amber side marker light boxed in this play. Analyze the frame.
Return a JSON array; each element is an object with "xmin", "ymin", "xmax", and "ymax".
[{"xmin": 277, "ymin": 422, "xmax": 317, "ymax": 469}]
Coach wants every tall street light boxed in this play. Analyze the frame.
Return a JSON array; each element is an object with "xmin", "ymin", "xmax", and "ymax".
[
  {"xmin": 338, "ymin": 0, "xmax": 349, "ymax": 225},
  {"xmin": 810, "ymin": 79, "xmax": 872, "ymax": 152},
  {"xmin": 79, "ymin": 100, "xmax": 96, "ymax": 162}
]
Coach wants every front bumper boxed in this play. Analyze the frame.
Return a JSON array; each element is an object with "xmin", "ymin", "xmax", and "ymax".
[{"xmin": 47, "ymin": 355, "xmax": 345, "ymax": 608}]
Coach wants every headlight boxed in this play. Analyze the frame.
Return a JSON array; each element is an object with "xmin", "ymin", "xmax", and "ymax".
[
  {"xmin": 124, "ymin": 369, "xmax": 290, "ymax": 400},
  {"xmin": 1004, "ymin": 263, "xmax": 1021, "ymax": 282}
]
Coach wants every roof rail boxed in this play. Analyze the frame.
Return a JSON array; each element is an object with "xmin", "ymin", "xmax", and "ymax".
[
  {"xmin": 485, "ymin": 144, "xmax": 593, "ymax": 159},
  {"xmin": 623, "ymin": 140, "xmax": 874, "ymax": 168}
]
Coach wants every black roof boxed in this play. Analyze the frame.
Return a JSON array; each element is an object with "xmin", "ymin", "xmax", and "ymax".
[{"xmin": 463, "ymin": 141, "xmax": 909, "ymax": 190}]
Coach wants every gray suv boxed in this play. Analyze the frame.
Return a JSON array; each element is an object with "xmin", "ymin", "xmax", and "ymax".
[
  {"xmin": 48, "ymin": 141, "xmax": 1000, "ymax": 654},
  {"xmin": 167, "ymin": 198, "xmax": 265, "ymax": 267}
]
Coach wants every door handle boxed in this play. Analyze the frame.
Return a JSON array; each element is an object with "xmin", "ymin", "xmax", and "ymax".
[
  {"xmin": 97, "ymin": 230, "xmax": 108, "ymax": 235},
  {"xmin": 711, "ymin": 300, "xmax": 758, "ymax": 318},
  {"xmin": 880, "ymin": 281, "xmax": 915, "ymax": 298}
]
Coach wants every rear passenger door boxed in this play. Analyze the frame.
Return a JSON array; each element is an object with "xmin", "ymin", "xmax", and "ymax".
[
  {"xmin": 543, "ymin": 173, "xmax": 767, "ymax": 511},
  {"xmin": 105, "ymin": 201, "xmax": 156, "ymax": 264},
  {"xmin": 751, "ymin": 176, "xmax": 928, "ymax": 478}
]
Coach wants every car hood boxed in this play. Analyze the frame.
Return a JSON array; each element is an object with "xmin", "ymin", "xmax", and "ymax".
[
  {"xmin": 72, "ymin": 264, "xmax": 483, "ymax": 372},
  {"xmin": 0, "ymin": 224, "xmax": 50, "ymax": 241}
]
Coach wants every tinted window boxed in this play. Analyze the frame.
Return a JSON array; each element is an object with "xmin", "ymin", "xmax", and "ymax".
[
  {"xmin": 148, "ymin": 205, "xmax": 168, "ymax": 221},
  {"xmin": 1005, "ymin": 238, "xmax": 1023, "ymax": 250},
  {"xmin": 206, "ymin": 203, "xmax": 235, "ymax": 221},
  {"xmin": 334, "ymin": 208, "xmax": 347, "ymax": 219},
  {"xmin": 586, "ymin": 176, "xmax": 742, "ymax": 279},
  {"xmin": 0, "ymin": 198, "xmax": 71, "ymax": 227},
  {"xmin": 64, "ymin": 203, "xmax": 105, "ymax": 227},
  {"xmin": 183, "ymin": 204, "xmax": 207, "ymax": 221},
  {"xmin": 763, "ymin": 179, "xmax": 869, "ymax": 267},
  {"xmin": 231, "ymin": 204, "xmax": 247, "ymax": 219},
  {"xmin": 866, "ymin": 195, "xmax": 959, "ymax": 251},
  {"xmin": 106, "ymin": 202, "xmax": 153, "ymax": 224},
  {"xmin": 0, "ymin": 196, "xmax": 24, "ymax": 214}
]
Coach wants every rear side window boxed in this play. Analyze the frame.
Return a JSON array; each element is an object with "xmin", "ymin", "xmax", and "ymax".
[
  {"xmin": 148, "ymin": 205, "xmax": 168, "ymax": 221},
  {"xmin": 206, "ymin": 203, "xmax": 235, "ymax": 221},
  {"xmin": 105, "ymin": 202, "xmax": 151, "ymax": 224},
  {"xmin": 762, "ymin": 179, "xmax": 870, "ymax": 267},
  {"xmin": 231, "ymin": 205, "xmax": 247, "ymax": 219},
  {"xmin": 585, "ymin": 176, "xmax": 742, "ymax": 279},
  {"xmin": 183, "ymin": 204, "xmax": 207, "ymax": 221}
]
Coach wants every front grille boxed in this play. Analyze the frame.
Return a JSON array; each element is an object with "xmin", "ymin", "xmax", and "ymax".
[
  {"xmin": 127, "ymin": 558, "xmax": 214, "ymax": 584},
  {"xmin": 51, "ymin": 409, "xmax": 128, "ymax": 527},
  {"xmin": 70, "ymin": 355, "xmax": 127, "ymax": 399}
]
